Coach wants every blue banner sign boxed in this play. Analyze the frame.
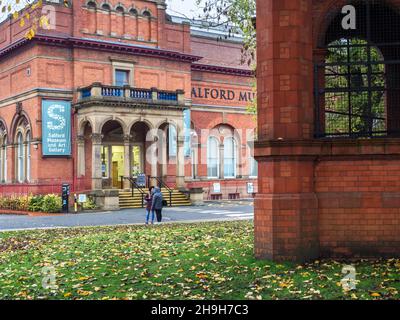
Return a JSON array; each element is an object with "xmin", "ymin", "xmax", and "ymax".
[{"xmin": 42, "ymin": 100, "xmax": 72, "ymax": 156}]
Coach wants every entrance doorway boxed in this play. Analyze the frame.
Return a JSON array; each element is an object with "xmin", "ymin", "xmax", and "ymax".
[
  {"xmin": 131, "ymin": 145, "xmax": 143, "ymax": 177},
  {"xmin": 101, "ymin": 145, "xmax": 124, "ymax": 188}
]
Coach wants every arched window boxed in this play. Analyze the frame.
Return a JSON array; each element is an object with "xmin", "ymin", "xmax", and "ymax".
[
  {"xmin": 2, "ymin": 135, "xmax": 6, "ymax": 183},
  {"xmin": 316, "ymin": 1, "xmax": 400, "ymax": 138},
  {"xmin": 207, "ymin": 137, "xmax": 219, "ymax": 178},
  {"xmin": 16, "ymin": 132, "xmax": 24, "ymax": 183},
  {"xmin": 142, "ymin": 10, "xmax": 151, "ymax": 17},
  {"xmin": 224, "ymin": 137, "xmax": 237, "ymax": 178},
  {"xmin": 249, "ymin": 146, "xmax": 258, "ymax": 178},
  {"xmin": 87, "ymin": 1, "xmax": 97, "ymax": 9},
  {"xmin": 168, "ymin": 124, "xmax": 177, "ymax": 157},
  {"xmin": 129, "ymin": 8, "xmax": 138, "ymax": 16},
  {"xmin": 101, "ymin": 3, "xmax": 111, "ymax": 11},
  {"xmin": 115, "ymin": 5, "xmax": 124, "ymax": 14},
  {"xmin": 26, "ymin": 131, "xmax": 31, "ymax": 182}
]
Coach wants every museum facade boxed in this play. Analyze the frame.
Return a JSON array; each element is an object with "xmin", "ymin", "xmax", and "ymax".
[{"xmin": 0, "ymin": 0, "xmax": 257, "ymax": 206}]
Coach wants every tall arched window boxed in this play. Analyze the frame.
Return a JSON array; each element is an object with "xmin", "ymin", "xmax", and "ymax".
[
  {"xmin": 249, "ymin": 152, "xmax": 258, "ymax": 178},
  {"xmin": 207, "ymin": 137, "xmax": 219, "ymax": 178},
  {"xmin": 168, "ymin": 124, "xmax": 177, "ymax": 157},
  {"xmin": 16, "ymin": 132, "xmax": 24, "ymax": 183},
  {"xmin": 3, "ymin": 136, "xmax": 7, "ymax": 183},
  {"xmin": 0, "ymin": 135, "xmax": 5, "ymax": 183},
  {"xmin": 316, "ymin": 1, "xmax": 400, "ymax": 138},
  {"xmin": 26, "ymin": 131, "xmax": 31, "ymax": 182},
  {"xmin": 224, "ymin": 137, "xmax": 237, "ymax": 178}
]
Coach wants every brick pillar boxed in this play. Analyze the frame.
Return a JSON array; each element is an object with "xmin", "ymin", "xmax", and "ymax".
[{"xmin": 255, "ymin": 0, "xmax": 319, "ymax": 262}]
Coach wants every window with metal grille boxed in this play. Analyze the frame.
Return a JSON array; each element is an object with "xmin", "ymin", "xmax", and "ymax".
[{"xmin": 315, "ymin": 0, "xmax": 400, "ymax": 138}]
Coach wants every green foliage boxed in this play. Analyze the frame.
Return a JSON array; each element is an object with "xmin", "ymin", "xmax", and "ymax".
[
  {"xmin": 0, "ymin": 195, "xmax": 29, "ymax": 211},
  {"xmin": 0, "ymin": 221, "xmax": 398, "ymax": 300},
  {"xmin": 27, "ymin": 195, "xmax": 44, "ymax": 212},
  {"xmin": 0, "ymin": 194, "xmax": 61, "ymax": 213},
  {"xmin": 82, "ymin": 197, "xmax": 97, "ymax": 210},
  {"xmin": 195, "ymin": 0, "xmax": 256, "ymax": 65},
  {"xmin": 41, "ymin": 194, "xmax": 62, "ymax": 213},
  {"xmin": 196, "ymin": 0, "xmax": 257, "ymax": 119},
  {"xmin": 324, "ymin": 38, "xmax": 386, "ymax": 136}
]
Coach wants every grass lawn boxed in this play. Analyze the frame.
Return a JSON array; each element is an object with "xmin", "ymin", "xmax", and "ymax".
[{"xmin": 0, "ymin": 221, "xmax": 399, "ymax": 300}]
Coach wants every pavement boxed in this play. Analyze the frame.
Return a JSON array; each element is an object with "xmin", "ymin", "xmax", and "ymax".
[{"xmin": 0, "ymin": 200, "xmax": 254, "ymax": 232}]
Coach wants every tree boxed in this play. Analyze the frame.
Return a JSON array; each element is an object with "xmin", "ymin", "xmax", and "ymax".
[
  {"xmin": 0, "ymin": 0, "xmax": 69, "ymax": 39},
  {"xmin": 195, "ymin": 0, "xmax": 257, "ymax": 117},
  {"xmin": 195, "ymin": 0, "xmax": 255, "ymax": 66}
]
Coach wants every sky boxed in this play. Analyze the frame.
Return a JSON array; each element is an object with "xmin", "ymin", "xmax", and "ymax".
[
  {"xmin": 166, "ymin": 0, "xmax": 199, "ymax": 19},
  {"xmin": 0, "ymin": 0, "xmax": 199, "ymax": 23}
]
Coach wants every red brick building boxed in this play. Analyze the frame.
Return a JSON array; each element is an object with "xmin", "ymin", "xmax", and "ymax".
[
  {"xmin": 255, "ymin": 0, "xmax": 400, "ymax": 261},
  {"xmin": 0, "ymin": 0, "xmax": 257, "ymax": 207}
]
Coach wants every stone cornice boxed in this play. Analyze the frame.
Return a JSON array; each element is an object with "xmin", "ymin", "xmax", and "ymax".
[
  {"xmin": 255, "ymin": 138, "xmax": 400, "ymax": 160},
  {"xmin": 74, "ymin": 97, "xmax": 188, "ymax": 111},
  {"xmin": 191, "ymin": 63, "xmax": 254, "ymax": 77},
  {"xmin": 0, "ymin": 34, "xmax": 203, "ymax": 63}
]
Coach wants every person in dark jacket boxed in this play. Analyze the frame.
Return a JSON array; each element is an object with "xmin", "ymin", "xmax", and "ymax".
[
  {"xmin": 145, "ymin": 186, "xmax": 154, "ymax": 225},
  {"xmin": 151, "ymin": 187, "xmax": 164, "ymax": 223}
]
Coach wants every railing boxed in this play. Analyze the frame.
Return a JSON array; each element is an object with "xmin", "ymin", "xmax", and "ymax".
[
  {"xmin": 102, "ymin": 86, "xmax": 123, "ymax": 97},
  {"xmin": 122, "ymin": 176, "xmax": 147, "ymax": 208},
  {"xmin": 158, "ymin": 92, "xmax": 177, "ymax": 101},
  {"xmin": 130, "ymin": 88, "xmax": 152, "ymax": 100},
  {"xmin": 78, "ymin": 83, "xmax": 184, "ymax": 105},
  {"xmin": 0, "ymin": 177, "xmax": 92, "ymax": 196}
]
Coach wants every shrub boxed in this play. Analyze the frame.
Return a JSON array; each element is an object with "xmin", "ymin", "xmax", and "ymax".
[
  {"xmin": 0, "ymin": 194, "xmax": 62, "ymax": 213},
  {"xmin": 0, "ymin": 195, "xmax": 29, "ymax": 211},
  {"xmin": 41, "ymin": 194, "xmax": 62, "ymax": 213},
  {"xmin": 28, "ymin": 195, "xmax": 45, "ymax": 212},
  {"xmin": 82, "ymin": 196, "xmax": 97, "ymax": 210}
]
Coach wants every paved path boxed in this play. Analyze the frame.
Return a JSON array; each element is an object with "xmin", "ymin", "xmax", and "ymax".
[{"xmin": 0, "ymin": 201, "xmax": 254, "ymax": 231}]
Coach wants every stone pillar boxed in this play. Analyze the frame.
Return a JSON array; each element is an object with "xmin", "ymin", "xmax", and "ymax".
[
  {"xmin": 123, "ymin": 134, "xmax": 131, "ymax": 189},
  {"xmin": 148, "ymin": 131, "xmax": 158, "ymax": 187},
  {"xmin": 91, "ymin": 133, "xmax": 103, "ymax": 190},
  {"xmin": 77, "ymin": 135, "xmax": 85, "ymax": 177},
  {"xmin": 176, "ymin": 137, "xmax": 185, "ymax": 189},
  {"xmin": 254, "ymin": 0, "xmax": 319, "ymax": 262}
]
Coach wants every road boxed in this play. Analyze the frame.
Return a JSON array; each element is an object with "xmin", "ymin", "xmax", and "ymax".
[{"xmin": 0, "ymin": 201, "xmax": 254, "ymax": 231}]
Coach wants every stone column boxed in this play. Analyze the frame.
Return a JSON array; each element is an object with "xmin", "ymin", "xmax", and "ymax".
[
  {"xmin": 176, "ymin": 137, "xmax": 185, "ymax": 189},
  {"xmin": 76, "ymin": 135, "xmax": 85, "ymax": 177},
  {"xmin": 255, "ymin": 0, "xmax": 319, "ymax": 262},
  {"xmin": 91, "ymin": 133, "xmax": 103, "ymax": 190},
  {"xmin": 123, "ymin": 134, "xmax": 131, "ymax": 189}
]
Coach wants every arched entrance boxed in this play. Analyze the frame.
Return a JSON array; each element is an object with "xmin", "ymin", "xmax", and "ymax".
[{"xmin": 101, "ymin": 120, "xmax": 125, "ymax": 188}]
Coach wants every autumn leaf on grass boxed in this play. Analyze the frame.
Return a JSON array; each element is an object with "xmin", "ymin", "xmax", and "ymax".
[
  {"xmin": 370, "ymin": 292, "xmax": 381, "ymax": 298},
  {"xmin": 77, "ymin": 289, "xmax": 93, "ymax": 296}
]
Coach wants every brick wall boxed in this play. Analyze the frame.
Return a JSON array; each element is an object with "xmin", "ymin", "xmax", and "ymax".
[
  {"xmin": 255, "ymin": 0, "xmax": 400, "ymax": 261},
  {"xmin": 316, "ymin": 159, "xmax": 400, "ymax": 258}
]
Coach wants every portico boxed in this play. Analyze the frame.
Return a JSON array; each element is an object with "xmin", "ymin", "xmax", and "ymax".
[{"xmin": 75, "ymin": 83, "xmax": 187, "ymax": 191}]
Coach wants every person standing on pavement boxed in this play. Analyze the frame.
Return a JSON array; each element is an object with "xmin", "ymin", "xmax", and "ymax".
[
  {"xmin": 145, "ymin": 186, "xmax": 154, "ymax": 225},
  {"xmin": 151, "ymin": 187, "xmax": 164, "ymax": 223}
]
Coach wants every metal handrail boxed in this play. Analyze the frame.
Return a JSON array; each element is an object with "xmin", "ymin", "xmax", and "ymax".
[{"xmin": 122, "ymin": 176, "xmax": 147, "ymax": 208}]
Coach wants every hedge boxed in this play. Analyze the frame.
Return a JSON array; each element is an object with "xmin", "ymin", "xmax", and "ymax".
[{"xmin": 0, "ymin": 194, "xmax": 62, "ymax": 213}]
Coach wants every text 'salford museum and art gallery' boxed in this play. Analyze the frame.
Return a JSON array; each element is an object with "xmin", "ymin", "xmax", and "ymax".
[{"xmin": 0, "ymin": 0, "xmax": 258, "ymax": 209}]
